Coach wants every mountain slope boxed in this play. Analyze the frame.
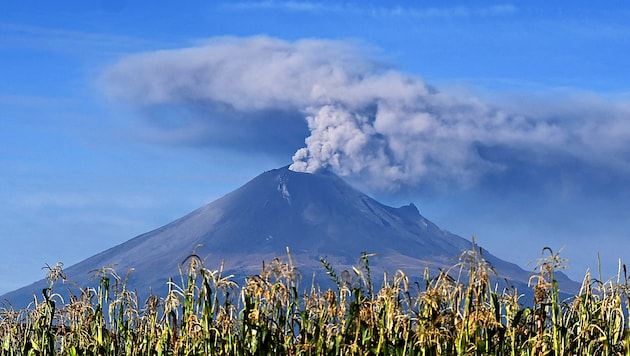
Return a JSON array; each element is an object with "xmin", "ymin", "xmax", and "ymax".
[{"xmin": 2, "ymin": 166, "xmax": 577, "ymax": 306}]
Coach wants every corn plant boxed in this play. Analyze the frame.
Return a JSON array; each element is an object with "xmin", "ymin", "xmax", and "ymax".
[{"xmin": 1, "ymin": 244, "xmax": 629, "ymax": 355}]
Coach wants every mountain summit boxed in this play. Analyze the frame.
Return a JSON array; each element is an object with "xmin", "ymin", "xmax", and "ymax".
[{"xmin": 2, "ymin": 166, "xmax": 577, "ymax": 306}]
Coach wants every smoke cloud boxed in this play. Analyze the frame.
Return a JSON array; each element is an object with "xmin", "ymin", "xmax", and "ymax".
[{"xmin": 101, "ymin": 35, "xmax": 630, "ymax": 191}]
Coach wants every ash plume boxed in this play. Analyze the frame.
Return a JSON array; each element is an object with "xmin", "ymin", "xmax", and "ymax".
[{"xmin": 101, "ymin": 35, "xmax": 630, "ymax": 192}]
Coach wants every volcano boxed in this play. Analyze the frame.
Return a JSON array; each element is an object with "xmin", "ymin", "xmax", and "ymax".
[{"xmin": 2, "ymin": 166, "xmax": 577, "ymax": 306}]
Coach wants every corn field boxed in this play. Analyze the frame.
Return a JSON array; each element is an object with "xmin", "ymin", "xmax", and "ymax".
[{"xmin": 1, "ymin": 245, "xmax": 629, "ymax": 355}]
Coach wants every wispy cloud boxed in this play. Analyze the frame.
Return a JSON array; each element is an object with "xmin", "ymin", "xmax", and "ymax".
[
  {"xmin": 0, "ymin": 22, "xmax": 165, "ymax": 56},
  {"xmin": 222, "ymin": 1, "xmax": 517, "ymax": 19},
  {"xmin": 225, "ymin": 1, "xmax": 328, "ymax": 12},
  {"xmin": 100, "ymin": 36, "xmax": 630, "ymax": 194},
  {"xmin": 9, "ymin": 191, "xmax": 161, "ymax": 210},
  {"xmin": 380, "ymin": 4, "xmax": 517, "ymax": 19},
  {"xmin": 0, "ymin": 93, "xmax": 75, "ymax": 108}
]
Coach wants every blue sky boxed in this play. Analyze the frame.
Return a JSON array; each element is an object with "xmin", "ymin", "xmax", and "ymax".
[{"xmin": 2, "ymin": 1, "xmax": 630, "ymax": 295}]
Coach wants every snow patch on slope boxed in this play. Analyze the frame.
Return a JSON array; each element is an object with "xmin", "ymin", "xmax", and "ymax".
[{"xmin": 276, "ymin": 174, "xmax": 291, "ymax": 204}]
